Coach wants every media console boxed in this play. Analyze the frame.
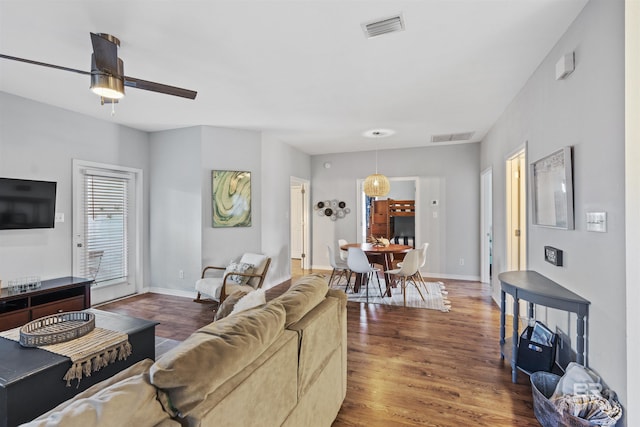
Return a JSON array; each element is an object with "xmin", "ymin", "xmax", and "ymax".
[{"xmin": 0, "ymin": 276, "xmax": 92, "ymax": 332}]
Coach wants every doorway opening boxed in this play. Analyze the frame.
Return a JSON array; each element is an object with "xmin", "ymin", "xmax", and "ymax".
[
  {"xmin": 290, "ymin": 177, "xmax": 310, "ymax": 277},
  {"xmin": 356, "ymin": 177, "xmax": 420, "ymax": 247},
  {"xmin": 506, "ymin": 148, "xmax": 527, "ymax": 271}
]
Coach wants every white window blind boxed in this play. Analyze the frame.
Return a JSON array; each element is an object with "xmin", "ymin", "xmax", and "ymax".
[{"xmin": 79, "ymin": 170, "xmax": 130, "ymax": 285}]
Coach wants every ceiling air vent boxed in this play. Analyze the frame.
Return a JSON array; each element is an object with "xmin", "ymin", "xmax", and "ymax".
[
  {"xmin": 362, "ymin": 14, "xmax": 405, "ymax": 39},
  {"xmin": 431, "ymin": 132, "xmax": 475, "ymax": 143}
]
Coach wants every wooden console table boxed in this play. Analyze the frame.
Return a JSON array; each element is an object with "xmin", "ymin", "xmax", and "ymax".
[
  {"xmin": 0, "ymin": 277, "xmax": 92, "ymax": 332},
  {"xmin": 498, "ymin": 270, "xmax": 590, "ymax": 383}
]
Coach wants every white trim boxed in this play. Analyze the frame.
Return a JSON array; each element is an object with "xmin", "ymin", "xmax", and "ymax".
[
  {"xmin": 146, "ymin": 286, "xmax": 197, "ymax": 299},
  {"xmin": 421, "ymin": 272, "xmax": 481, "ymax": 282},
  {"xmin": 626, "ymin": 1, "xmax": 640, "ymax": 422}
]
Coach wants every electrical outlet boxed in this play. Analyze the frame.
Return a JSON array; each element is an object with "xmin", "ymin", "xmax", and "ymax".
[{"xmin": 179, "ymin": 270, "xmax": 184, "ymax": 279}]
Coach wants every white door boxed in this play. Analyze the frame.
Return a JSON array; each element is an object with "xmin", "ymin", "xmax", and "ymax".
[
  {"xmin": 290, "ymin": 177, "xmax": 310, "ymax": 270},
  {"xmin": 506, "ymin": 149, "xmax": 527, "ymax": 271},
  {"xmin": 481, "ymin": 168, "xmax": 493, "ymax": 284},
  {"xmin": 73, "ymin": 160, "xmax": 142, "ymax": 305},
  {"xmin": 290, "ymin": 185, "xmax": 303, "ymax": 258}
]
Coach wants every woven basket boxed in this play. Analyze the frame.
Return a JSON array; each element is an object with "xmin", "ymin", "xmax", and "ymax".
[
  {"xmin": 19, "ymin": 311, "xmax": 95, "ymax": 347},
  {"xmin": 531, "ymin": 371, "xmax": 597, "ymax": 427}
]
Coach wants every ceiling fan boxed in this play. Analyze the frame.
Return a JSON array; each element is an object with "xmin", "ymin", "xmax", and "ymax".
[{"xmin": 0, "ymin": 32, "xmax": 197, "ymax": 104}]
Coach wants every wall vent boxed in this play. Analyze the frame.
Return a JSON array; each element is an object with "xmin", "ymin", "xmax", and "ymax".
[
  {"xmin": 431, "ymin": 131, "xmax": 475, "ymax": 143},
  {"xmin": 362, "ymin": 14, "xmax": 405, "ymax": 39}
]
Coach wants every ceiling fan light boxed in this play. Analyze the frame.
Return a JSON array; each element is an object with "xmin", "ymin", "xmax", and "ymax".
[
  {"xmin": 91, "ymin": 73, "xmax": 124, "ymax": 99},
  {"xmin": 363, "ymin": 173, "xmax": 390, "ymax": 197}
]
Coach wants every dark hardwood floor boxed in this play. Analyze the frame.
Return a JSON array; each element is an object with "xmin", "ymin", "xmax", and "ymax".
[{"xmin": 97, "ymin": 267, "xmax": 539, "ymax": 426}]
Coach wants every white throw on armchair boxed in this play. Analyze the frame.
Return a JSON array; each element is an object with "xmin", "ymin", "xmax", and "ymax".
[{"xmin": 194, "ymin": 253, "xmax": 271, "ymax": 305}]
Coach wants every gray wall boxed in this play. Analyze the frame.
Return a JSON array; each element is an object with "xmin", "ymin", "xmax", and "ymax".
[
  {"xmin": 311, "ymin": 143, "xmax": 480, "ymax": 279},
  {"xmin": 261, "ymin": 132, "xmax": 312, "ymax": 285},
  {"xmin": 149, "ymin": 127, "xmax": 202, "ymax": 292},
  {"xmin": 0, "ymin": 92, "xmax": 151, "ymax": 285},
  {"xmin": 481, "ymin": 0, "xmax": 627, "ymax": 413}
]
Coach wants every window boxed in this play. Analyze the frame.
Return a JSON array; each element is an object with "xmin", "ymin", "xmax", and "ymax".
[{"xmin": 79, "ymin": 171, "xmax": 131, "ymax": 285}]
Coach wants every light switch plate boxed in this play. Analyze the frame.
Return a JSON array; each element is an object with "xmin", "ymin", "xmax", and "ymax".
[{"xmin": 586, "ymin": 212, "xmax": 606, "ymax": 232}]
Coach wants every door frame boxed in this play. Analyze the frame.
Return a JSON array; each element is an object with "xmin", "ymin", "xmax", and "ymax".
[
  {"xmin": 72, "ymin": 159, "xmax": 144, "ymax": 304},
  {"xmin": 356, "ymin": 176, "xmax": 420, "ymax": 245}
]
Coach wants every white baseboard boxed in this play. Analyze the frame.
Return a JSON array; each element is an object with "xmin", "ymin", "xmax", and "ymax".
[
  {"xmin": 423, "ymin": 272, "xmax": 481, "ymax": 282},
  {"xmin": 146, "ymin": 286, "xmax": 197, "ymax": 299}
]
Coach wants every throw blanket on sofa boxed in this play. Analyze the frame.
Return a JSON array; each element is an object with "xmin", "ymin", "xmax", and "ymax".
[{"xmin": 0, "ymin": 327, "xmax": 131, "ymax": 387}]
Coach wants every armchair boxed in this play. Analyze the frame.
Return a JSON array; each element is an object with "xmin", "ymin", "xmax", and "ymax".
[{"xmin": 194, "ymin": 253, "xmax": 271, "ymax": 305}]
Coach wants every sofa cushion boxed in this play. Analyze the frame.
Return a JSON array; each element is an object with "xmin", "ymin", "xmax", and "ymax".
[
  {"xmin": 150, "ymin": 301, "xmax": 286, "ymax": 416},
  {"xmin": 272, "ymin": 274, "xmax": 329, "ymax": 327},
  {"xmin": 24, "ymin": 366, "xmax": 178, "ymax": 427},
  {"xmin": 214, "ymin": 289, "xmax": 250, "ymax": 321}
]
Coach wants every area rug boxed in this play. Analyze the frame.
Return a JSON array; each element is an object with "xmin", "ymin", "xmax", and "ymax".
[{"xmin": 331, "ymin": 278, "xmax": 451, "ymax": 311}]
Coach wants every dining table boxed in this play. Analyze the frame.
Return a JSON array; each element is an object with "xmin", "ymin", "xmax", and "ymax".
[{"xmin": 340, "ymin": 242, "xmax": 413, "ymax": 297}]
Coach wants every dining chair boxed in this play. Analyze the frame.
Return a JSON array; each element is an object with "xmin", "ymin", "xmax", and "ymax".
[
  {"xmin": 398, "ymin": 243, "xmax": 430, "ymax": 293},
  {"xmin": 327, "ymin": 245, "xmax": 352, "ymax": 291},
  {"xmin": 337, "ymin": 239, "xmax": 349, "ymax": 261},
  {"xmin": 347, "ymin": 247, "xmax": 383, "ymax": 302},
  {"xmin": 385, "ymin": 249, "xmax": 425, "ymax": 307}
]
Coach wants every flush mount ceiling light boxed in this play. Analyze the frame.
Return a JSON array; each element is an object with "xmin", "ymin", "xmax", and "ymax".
[
  {"xmin": 361, "ymin": 14, "xmax": 405, "ymax": 39},
  {"xmin": 363, "ymin": 128, "xmax": 396, "ymax": 138}
]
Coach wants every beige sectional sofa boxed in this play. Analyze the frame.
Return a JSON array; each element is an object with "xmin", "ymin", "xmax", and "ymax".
[{"xmin": 23, "ymin": 274, "xmax": 347, "ymax": 427}]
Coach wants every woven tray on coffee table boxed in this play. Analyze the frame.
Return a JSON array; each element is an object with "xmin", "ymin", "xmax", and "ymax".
[{"xmin": 19, "ymin": 311, "xmax": 95, "ymax": 347}]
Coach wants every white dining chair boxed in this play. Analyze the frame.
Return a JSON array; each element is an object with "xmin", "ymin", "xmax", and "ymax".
[
  {"xmin": 397, "ymin": 243, "xmax": 430, "ymax": 293},
  {"xmin": 338, "ymin": 239, "xmax": 349, "ymax": 261},
  {"xmin": 327, "ymin": 245, "xmax": 352, "ymax": 291},
  {"xmin": 347, "ymin": 247, "xmax": 383, "ymax": 302},
  {"xmin": 385, "ymin": 249, "xmax": 425, "ymax": 307}
]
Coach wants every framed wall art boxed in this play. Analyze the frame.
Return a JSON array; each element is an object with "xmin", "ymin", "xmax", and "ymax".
[
  {"xmin": 530, "ymin": 146, "xmax": 574, "ymax": 229},
  {"xmin": 212, "ymin": 170, "xmax": 251, "ymax": 227}
]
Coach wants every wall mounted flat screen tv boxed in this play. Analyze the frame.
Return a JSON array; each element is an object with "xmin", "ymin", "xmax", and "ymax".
[{"xmin": 0, "ymin": 178, "xmax": 57, "ymax": 230}]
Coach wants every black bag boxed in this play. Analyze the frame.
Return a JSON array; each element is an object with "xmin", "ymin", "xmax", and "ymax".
[{"xmin": 517, "ymin": 322, "xmax": 557, "ymax": 373}]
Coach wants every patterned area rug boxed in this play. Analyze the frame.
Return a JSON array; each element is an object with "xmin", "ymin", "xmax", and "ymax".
[{"xmin": 331, "ymin": 278, "xmax": 451, "ymax": 311}]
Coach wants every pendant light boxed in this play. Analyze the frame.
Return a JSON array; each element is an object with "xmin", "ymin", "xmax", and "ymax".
[{"xmin": 363, "ymin": 148, "xmax": 390, "ymax": 197}]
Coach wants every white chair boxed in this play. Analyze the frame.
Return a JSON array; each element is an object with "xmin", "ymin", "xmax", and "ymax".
[
  {"xmin": 397, "ymin": 243, "xmax": 429, "ymax": 292},
  {"xmin": 338, "ymin": 239, "xmax": 349, "ymax": 261},
  {"xmin": 327, "ymin": 245, "xmax": 352, "ymax": 291},
  {"xmin": 385, "ymin": 249, "xmax": 425, "ymax": 307},
  {"xmin": 194, "ymin": 253, "xmax": 271, "ymax": 305},
  {"xmin": 347, "ymin": 247, "xmax": 383, "ymax": 302}
]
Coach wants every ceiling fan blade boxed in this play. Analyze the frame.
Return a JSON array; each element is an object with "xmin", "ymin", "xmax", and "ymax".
[
  {"xmin": 124, "ymin": 76, "xmax": 197, "ymax": 100},
  {"xmin": 0, "ymin": 54, "xmax": 91, "ymax": 76},
  {"xmin": 90, "ymin": 32, "xmax": 119, "ymax": 74}
]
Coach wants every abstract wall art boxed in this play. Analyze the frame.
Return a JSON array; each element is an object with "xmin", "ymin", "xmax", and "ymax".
[{"xmin": 212, "ymin": 170, "xmax": 251, "ymax": 227}]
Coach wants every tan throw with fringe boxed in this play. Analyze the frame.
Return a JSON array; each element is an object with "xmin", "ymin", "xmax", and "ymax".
[{"xmin": 0, "ymin": 327, "xmax": 131, "ymax": 387}]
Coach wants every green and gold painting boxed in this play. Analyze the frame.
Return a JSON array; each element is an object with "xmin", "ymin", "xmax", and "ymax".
[{"xmin": 212, "ymin": 170, "xmax": 251, "ymax": 227}]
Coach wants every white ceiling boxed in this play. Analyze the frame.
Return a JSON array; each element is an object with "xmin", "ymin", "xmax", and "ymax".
[{"xmin": 0, "ymin": 0, "xmax": 587, "ymax": 155}]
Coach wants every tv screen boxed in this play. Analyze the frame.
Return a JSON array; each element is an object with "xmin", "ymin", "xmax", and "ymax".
[{"xmin": 0, "ymin": 178, "xmax": 57, "ymax": 230}]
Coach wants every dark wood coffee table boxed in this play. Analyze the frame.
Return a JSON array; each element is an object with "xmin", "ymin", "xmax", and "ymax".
[{"xmin": 0, "ymin": 309, "xmax": 158, "ymax": 427}]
